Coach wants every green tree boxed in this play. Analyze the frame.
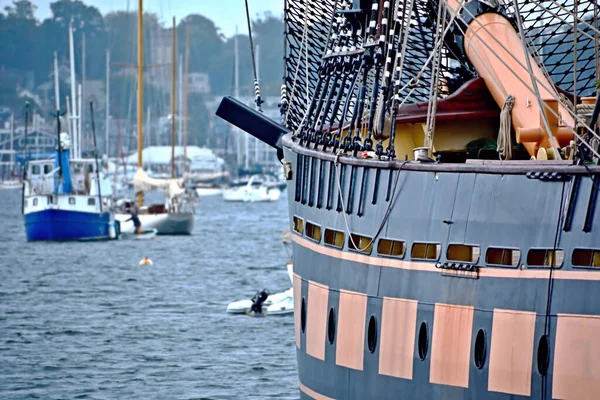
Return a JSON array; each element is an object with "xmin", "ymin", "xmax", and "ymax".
[{"xmin": 0, "ymin": 0, "xmax": 39, "ymax": 73}]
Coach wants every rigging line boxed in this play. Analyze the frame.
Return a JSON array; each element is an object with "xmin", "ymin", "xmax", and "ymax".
[
  {"xmin": 513, "ymin": 0, "xmax": 560, "ymax": 159},
  {"xmin": 452, "ymin": 18, "xmax": 600, "ymax": 160},
  {"xmin": 457, "ymin": 4, "xmax": 600, "ymax": 141},
  {"xmin": 333, "ymin": 149, "xmax": 406, "ymax": 252},
  {"xmin": 244, "ymin": 0, "xmax": 264, "ymax": 111},
  {"xmin": 533, "ymin": 1, "xmax": 596, "ymax": 42},
  {"xmin": 545, "ymin": 0, "xmax": 600, "ymax": 37},
  {"xmin": 424, "ymin": 0, "xmax": 447, "ymax": 151},
  {"xmin": 451, "ymin": 8, "xmax": 600, "ymax": 149},
  {"xmin": 540, "ymin": 180, "xmax": 567, "ymax": 399}
]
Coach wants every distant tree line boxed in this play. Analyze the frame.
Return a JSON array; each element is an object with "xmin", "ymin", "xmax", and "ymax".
[{"xmin": 0, "ymin": 0, "xmax": 284, "ymax": 148}]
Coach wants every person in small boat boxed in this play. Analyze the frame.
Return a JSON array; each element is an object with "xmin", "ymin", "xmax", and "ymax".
[
  {"xmin": 126, "ymin": 203, "xmax": 142, "ymax": 234},
  {"xmin": 250, "ymin": 289, "xmax": 270, "ymax": 315}
]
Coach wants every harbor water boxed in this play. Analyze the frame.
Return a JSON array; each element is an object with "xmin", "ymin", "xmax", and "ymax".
[{"xmin": 0, "ymin": 190, "xmax": 298, "ymax": 399}]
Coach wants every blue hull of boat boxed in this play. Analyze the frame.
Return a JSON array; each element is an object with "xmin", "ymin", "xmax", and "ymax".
[{"xmin": 24, "ymin": 209, "xmax": 112, "ymax": 241}]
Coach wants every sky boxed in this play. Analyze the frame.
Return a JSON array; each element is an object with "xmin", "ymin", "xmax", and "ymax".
[{"xmin": 1, "ymin": 0, "xmax": 284, "ymax": 37}]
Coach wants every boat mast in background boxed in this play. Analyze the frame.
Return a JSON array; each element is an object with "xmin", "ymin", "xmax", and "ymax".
[
  {"xmin": 136, "ymin": 0, "xmax": 144, "ymax": 207},
  {"xmin": 171, "ymin": 16, "xmax": 177, "ymax": 178},
  {"xmin": 105, "ymin": 49, "xmax": 110, "ymax": 163},
  {"xmin": 68, "ymin": 21, "xmax": 78, "ymax": 158},
  {"xmin": 81, "ymin": 32, "xmax": 85, "ymax": 155},
  {"xmin": 234, "ymin": 25, "xmax": 241, "ymax": 168},
  {"xmin": 53, "ymin": 51, "xmax": 60, "ymax": 111},
  {"xmin": 183, "ymin": 23, "xmax": 190, "ymax": 173}
]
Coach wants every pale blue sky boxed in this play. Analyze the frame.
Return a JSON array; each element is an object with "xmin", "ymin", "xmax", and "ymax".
[{"xmin": 1, "ymin": 0, "xmax": 284, "ymax": 37}]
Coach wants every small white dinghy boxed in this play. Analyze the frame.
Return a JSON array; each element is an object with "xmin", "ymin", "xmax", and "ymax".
[
  {"xmin": 120, "ymin": 228, "xmax": 158, "ymax": 240},
  {"xmin": 226, "ymin": 288, "xmax": 294, "ymax": 316}
]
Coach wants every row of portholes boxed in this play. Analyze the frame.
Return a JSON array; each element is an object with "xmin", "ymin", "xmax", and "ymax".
[{"xmin": 299, "ymin": 297, "xmax": 550, "ymax": 375}]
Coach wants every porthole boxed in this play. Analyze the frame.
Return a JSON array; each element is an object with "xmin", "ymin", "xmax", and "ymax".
[
  {"xmin": 367, "ymin": 315, "xmax": 378, "ymax": 353},
  {"xmin": 300, "ymin": 297, "xmax": 306, "ymax": 334},
  {"xmin": 327, "ymin": 308, "xmax": 336, "ymax": 344},
  {"xmin": 474, "ymin": 329, "xmax": 487, "ymax": 369},
  {"xmin": 418, "ymin": 322, "xmax": 428, "ymax": 361},
  {"xmin": 537, "ymin": 334, "xmax": 549, "ymax": 376}
]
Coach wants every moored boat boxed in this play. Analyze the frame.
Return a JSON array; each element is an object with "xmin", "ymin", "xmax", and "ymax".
[{"xmin": 23, "ymin": 133, "xmax": 118, "ymax": 241}]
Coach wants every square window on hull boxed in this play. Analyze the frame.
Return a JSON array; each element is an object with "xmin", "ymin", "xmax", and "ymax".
[
  {"xmin": 411, "ymin": 243, "xmax": 440, "ymax": 261},
  {"xmin": 349, "ymin": 233, "xmax": 373, "ymax": 254},
  {"xmin": 293, "ymin": 216, "xmax": 303, "ymax": 235},
  {"xmin": 324, "ymin": 229, "xmax": 344, "ymax": 248},
  {"xmin": 486, "ymin": 247, "xmax": 520, "ymax": 267},
  {"xmin": 527, "ymin": 249, "xmax": 564, "ymax": 268},
  {"xmin": 378, "ymin": 239, "xmax": 405, "ymax": 258},
  {"xmin": 305, "ymin": 221, "xmax": 322, "ymax": 242},
  {"xmin": 572, "ymin": 249, "xmax": 600, "ymax": 268},
  {"xmin": 447, "ymin": 244, "xmax": 480, "ymax": 263}
]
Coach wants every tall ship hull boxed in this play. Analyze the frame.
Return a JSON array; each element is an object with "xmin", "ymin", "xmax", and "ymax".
[
  {"xmin": 217, "ymin": 0, "xmax": 600, "ymax": 397},
  {"xmin": 285, "ymin": 138, "xmax": 600, "ymax": 399}
]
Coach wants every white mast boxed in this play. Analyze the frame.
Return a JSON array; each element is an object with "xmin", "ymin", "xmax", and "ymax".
[
  {"xmin": 146, "ymin": 106, "xmax": 151, "ymax": 149},
  {"xmin": 178, "ymin": 54, "xmax": 183, "ymax": 148},
  {"xmin": 77, "ymin": 83, "xmax": 82, "ymax": 157},
  {"xmin": 69, "ymin": 21, "xmax": 78, "ymax": 158},
  {"xmin": 105, "ymin": 49, "xmax": 110, "ymax": 159},
  {"xmin": 53, "ymin": 51, "xmax": 60, "ymax": 111},
  {"xmin": 10, "ymin": 113, "xmax": 14, "ymax": 171},
  {"xmin": 81, "ymin": 31, "xmax": 86, "ymax": 154}
]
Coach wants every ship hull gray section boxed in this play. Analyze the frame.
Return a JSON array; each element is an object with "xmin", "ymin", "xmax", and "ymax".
[{"xmin": 283, "ymin": 138, "xmax": 600, "ymax": 399}]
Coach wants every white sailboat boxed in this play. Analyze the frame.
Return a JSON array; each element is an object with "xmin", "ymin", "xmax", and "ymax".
[
  {"xmin": 114, "ymin": 3, "xmax": 194, "ymax": 235},
  {"xmin": 222, "ymin": 175, "xmax": 281, "ymax": 202}
]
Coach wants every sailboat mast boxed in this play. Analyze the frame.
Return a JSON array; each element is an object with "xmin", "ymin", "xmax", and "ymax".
[
  {"xmin": 234, "ymin": 26, "xmax": 241, "ymax": 168},
  {"xmin": 171, "ymin": 16, "xmax": 176, "ymax": 178},
  {"xmin": 69, "ymin": 21, "xmax": 77, "ymax": 158},
  {"xmin": 137, "ymin": 0, "xmax": 144, "ymax": 206},
  {"xmin": 105, "ymin": 49, "xmax": 110, "ymax": 162},
  {"xmin": 183, "ymin": 23, "xmax": 190, "ymax": 173},
  {"xmin": 53, "ymin": 52, "xmax": 60, "ymax": 111},
  {"xmin": 81, "ymin": 32, "xmax": 85, "ymax": 155}
]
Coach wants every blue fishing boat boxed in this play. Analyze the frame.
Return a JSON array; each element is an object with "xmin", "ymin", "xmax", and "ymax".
[{"xmin": 22, "ymin": 132, "xmax": 119, "ymax": 241}]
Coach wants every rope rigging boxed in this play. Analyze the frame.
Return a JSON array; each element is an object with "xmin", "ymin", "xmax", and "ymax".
[{"xmin": 244, "ymin": 0, "xmax": 264, "ymax": 112}]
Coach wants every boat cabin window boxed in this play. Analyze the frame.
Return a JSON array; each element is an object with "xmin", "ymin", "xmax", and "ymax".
[
  {"xmin": 305, "ymin": 221, "xmax": 321, "ymax": 242},
  {"xmin": 32, "ymin": 165, "xmax": 41, "ymax": 175},
  {"xmin": 527, "ymin": 249, "xmax": 564, "ymax": 268},
  {"xmin": 88, "ymin": 198, "xmax": 96, "ymax": 206},
  {"xmin": 485, "ymin": 247, "xmax": 520, "ymax": 267},
  {"xmin": 324, "ymin": 229, "xmax": 344, "ymax": 248},
  {"xmin": 378, "ymin": 239, "xmax": 406, "ymax": 258},
  {"xmin": 68, "ymin": 197, "xmax": 76, "ymax": 205},
  {"xmin": 293, "ymin": 216, "xmax": 304, "ymax": 235},
  {"xmin": 572, "ymin": 249, "xmax": 600, "ymax": 268},
  {"xmin": 32, "ymin": 198, "xmax": 38, "ymax": 206},
  {"xmin": 411, "ymin": 242, "xmax": 441, "ymax": 261},
  {"xmin": 24, "ymin": 199, "xmax": 28, "ymax": 207},
  {"xmin": 348, "ymin": 233, "xmax": 373, "ymax": 254},
  {"xmin": 43, "ymin": 164, "xmax": 52, "ymax": 174},
  {"xmin": 447, "ymin": 244, "xmax": 480, "ymax": 263}
]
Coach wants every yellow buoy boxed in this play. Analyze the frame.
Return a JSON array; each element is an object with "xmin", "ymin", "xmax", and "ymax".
[{"xmin": 139, "ymin": 257, "xmax": 153, "ymax": 266}]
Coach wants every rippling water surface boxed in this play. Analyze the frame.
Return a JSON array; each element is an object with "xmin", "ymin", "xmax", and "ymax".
[{"xmin": 0, "ymin": 190, "xmax": 297, "ymax": 399}]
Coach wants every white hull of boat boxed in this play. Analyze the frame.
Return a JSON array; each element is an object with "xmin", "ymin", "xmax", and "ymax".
[
  {"xmin": 115, "ymin": 212, "xmax": 194, "ymax": 235},
  {"xmin": 0, "ymin": 180, "xmax": 22, "ymax": 190},
  {"xmin": 195, "ymin": 187, "xmax": 223, "ymax": 197},
  {"xmin": 222, "ymin": 186, "xmax": 281, "ymax": 202},
  {"xmin": 226, "ymin": 288, "xmax": 294, "ymax": 316},
  {"xmin": 120, "ymin": 228, "xmax": 158, "ymax": 240}
]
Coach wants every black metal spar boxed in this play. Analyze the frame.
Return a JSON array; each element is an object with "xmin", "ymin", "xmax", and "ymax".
[{"xmin": 215, "ymin": 96, "xmax": 289, "ymax": 161}]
